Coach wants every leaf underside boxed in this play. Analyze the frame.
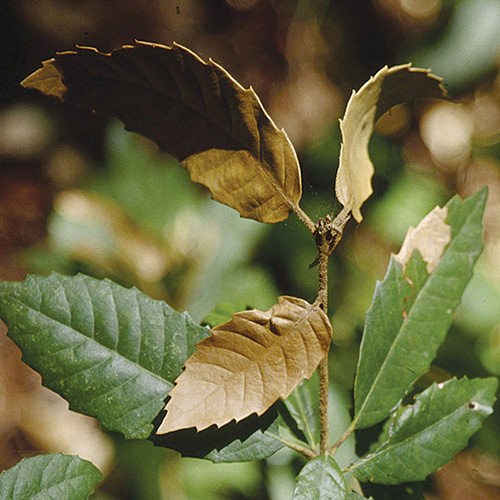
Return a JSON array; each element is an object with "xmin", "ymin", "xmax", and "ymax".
[
  {"xmin": 158, "ymin": 296, "xmax": 332, "ymax": 433},
  {"xmin": 0, "ymin": 453, "xmax": 102, "ymax": 500},
  {"xmin": 0, "ymin": 273, "xmax": 208, "ymax": 439},
  {"xmin": 336, "ymin": 64, "xmax": 446, "ymax": 222},
  {"xmin": 354, "ymin": 189, "xmax": 487, "ymax": 429},
  {"xmin": 350, "ymin": 377, "xmax": 498, "ymax": 485},
  {"xmin": 21, "ymin": 41, "xmax": 302, "ymax": 224}
]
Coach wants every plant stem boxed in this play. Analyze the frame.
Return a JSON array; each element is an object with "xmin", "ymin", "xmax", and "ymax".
[
  {"xmin": 317, "ymin": 235, "xmax": 330, "ymax": 454},
  {"xmin": 315, "ymin": 207, "xmax": 351, "ymax": 456},
  {"xmin": 264, "ymin": 431, "xmax": 316, "ymax": 460}
]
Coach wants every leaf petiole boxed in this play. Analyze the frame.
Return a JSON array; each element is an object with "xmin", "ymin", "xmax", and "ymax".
[{"xmin": 264, "ymin": 430, "xmax": 317, "ymax": 460}]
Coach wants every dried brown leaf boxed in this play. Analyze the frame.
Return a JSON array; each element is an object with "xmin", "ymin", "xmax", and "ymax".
[
  {"xmin": 336, "ymin": 64, "xmax": 447, "ymax": 222},
  {"xmin": 394, "ymin": 205, "xmax": 451, "ymax": 274},
  {"xmin": 156, "ymin": 296, "xmax": 332, "ymax": 434},
  {"xmin": 22, "ymin": 41, "xmax": 302, "ymax": 223}
]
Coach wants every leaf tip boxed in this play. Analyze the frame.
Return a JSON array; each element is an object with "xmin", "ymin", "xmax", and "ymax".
[
  {"xmin": 21, "ymin": 59, "xmax": 67, "ymax": 100},
  {"xmin": 394, "ymin": 205, "xmax": 451, "ymax": 274}
]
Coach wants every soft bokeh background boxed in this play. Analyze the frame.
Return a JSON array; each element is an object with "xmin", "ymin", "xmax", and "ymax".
[{"xmin": 2, "ymin": 0, "xmax": 500, "ymax": 498}]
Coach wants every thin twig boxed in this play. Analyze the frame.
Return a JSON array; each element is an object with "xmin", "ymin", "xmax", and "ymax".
[
  {"xmin": 264, "ymin": 431, "xmax": 317, "ymax": 460},
  {"xmin": 315, "ymin": 207, "xmax": 351, "ymax": 455},
  {"xmin": 330, "ymin": 421, "xmax": 355, "ymax": 455},
  {"xmin": 293, "ymin": 205, "xmax": 316, "ymax": 234}
]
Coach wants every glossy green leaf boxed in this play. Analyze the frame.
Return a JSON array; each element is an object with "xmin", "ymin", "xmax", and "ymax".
[
  {"xmin": 349, "ymin": 377, "xmax": 497, "ymax": 485},
  {"xmin": 0, "ymin": 453, "xmax": 102, "ymax": 500},
  {"xmin": 354, "ymin": 189, "xmax": 487, "ymax": 429},
  {"xmin": 0, "ymin": 273, "xmax": 209, "ymax": 439},
  {"xmin": 293, "ymin": 455, "xmax": 347, "ymax": 500}
]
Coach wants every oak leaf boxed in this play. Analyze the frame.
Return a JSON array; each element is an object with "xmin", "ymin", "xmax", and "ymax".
[
  {"xmin": 336, "ymin": 64, "xmax": 446, "ymax": 222},
  {"xmin": 157, "ymin": 296, "xmax": 332, "ymax": 434},
  {"xmin": 22, "ymin": 41, "xmax": 302, "ymax": 224}
]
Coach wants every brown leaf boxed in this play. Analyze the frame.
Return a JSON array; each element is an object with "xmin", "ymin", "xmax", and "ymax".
[
  {"xmin": 156, "ymin": 296, "xmax": 332, "ymax": 434},
  {"xmin": 22, "ymin": 41, "xmax": 302, "ymax": 224},
  {"xmin": 394, "ymin": 205, "xmax": 451, "ymax": 274},
  {"xmin": 336, "ymin": 64, "xmax": 447, "ymax": 222}
]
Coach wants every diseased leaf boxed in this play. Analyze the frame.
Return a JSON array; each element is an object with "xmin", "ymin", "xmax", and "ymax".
[
  {"xmin": 349, "ymin": 377, "xmax": 498, "ymax": 485},
  {"xmin": 0, "ymin": 453, "xmax": 102, "ymax": 500},
  {"xmin": 394, "ymin": 205, "xmax": 451, "ymax": 273},
  {"xmin": 22, "ymin": 41, "xmax": 302, "ymax": 224},
  {"xmin": 157, "ymin": 296, "xmax": 332, "ymax": 433},
  {"xmin": 354, "ymin": 189, "xmax": 487, "ymax": 429},
  {"xmin": 0, "ymin": 273, "xmax": 209, "ymax": 439},
  {"xmin": 292, "ymin": 455, "xmax": 347, "ymax": 500},
  {"xmin": 336, "ymin": 64, "xmax": 446, "ymax": 222}
]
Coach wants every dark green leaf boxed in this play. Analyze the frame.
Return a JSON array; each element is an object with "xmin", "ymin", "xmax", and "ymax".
[
  {"xmin": 0, "ymin": 273, "xmax": 209, "ymax": 439},
  {"xmin": 354, "ymin": 189, "xmax": 487, "ymax": 429},
  {"xmin": 349, "ymin": 377, "xmax": 497, "ymax": 484},
  {"xmin": 293, "ymin": 455, "xmax": 347, "ymax": 500},
  {"xmin": 153, "ymin": 404, "xmax": 283, "ymax": 462},
  {"xmin": 0, "ymin": 453, "xmax": 102, "ymax": 500}
]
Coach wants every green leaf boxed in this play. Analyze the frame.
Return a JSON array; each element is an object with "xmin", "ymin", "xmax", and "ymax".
[
  {"xmin": 284, "ymin": 372, "xmax": 320, "ymax": 450},
  {"xmin": 353, "ymin": 189, "xmax": 487, "ymax": 429},
  {"xmin": 347, "ymin": 493, "xmax": 373, "ymax": 500},
  {"xmin": 0, "ymin": 453, "xmax": 102, "ymax": 500},
  {"xmin": 154, "ymin": 404, "xmax": 283, "ymax": 462},
  {"xmin": 0, "ymin": 273, "xmax": 209, "ymax": 439},
  {"xmin": 292, "ymin": 455, "xmax": 347, "ymax": 500},
  {"xmin": 349, "ymin": 377, "xmax": 498, "ymax": 485}
]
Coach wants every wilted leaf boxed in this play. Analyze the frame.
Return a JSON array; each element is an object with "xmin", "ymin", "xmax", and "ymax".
[
  {"xmin": 0, "ymin": 273, "xmax": 209, "ymax": 439},
  {"xmin": 336, "ymin": 64, "xmax": 446, "ymax": 222},
  {"xmin": 157, "ymin": 296, "xmax": 332, "ymax": 433},
  {"xmin": 22, "ymin": 41, "xmax": 302, "ymax": 224},
  {"xmin": 0, "ymin": 453, "xmax": 102, "ymax": 500},
  {"xmin": 292, "ymin": 455, "xmax": 347, "ymax": 500},
  {"xmin": 349, "ymin": 377, "xmax": 498, "ymax": 485},
  {"xmin": 354, "ymin": 189, "xmax": 487, "ymax": 429}
]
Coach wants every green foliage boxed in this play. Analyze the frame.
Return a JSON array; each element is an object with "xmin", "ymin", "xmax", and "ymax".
[
  {"xmin": 0, "ymin": 454, "xmax": 102, "ymax": 500},
  {"xmin": 354, "ymin": 190, "xmax": 487, "ymax": 429},
  {"xmin": 292, "ymin": 455, "xmax": 346, "ymax": 500},
  {"xmin": 349, "ymin": 377, "xmax": 497, "ymax": 484},
  {"xmin": 0, "ymin": 273, "xmax": 208, "ymax": 439}
]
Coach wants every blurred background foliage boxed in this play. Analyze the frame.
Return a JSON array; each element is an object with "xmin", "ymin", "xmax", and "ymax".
[{"xmin": 2, "ymin": 0, "xmax": 500, "ymax": 498}]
